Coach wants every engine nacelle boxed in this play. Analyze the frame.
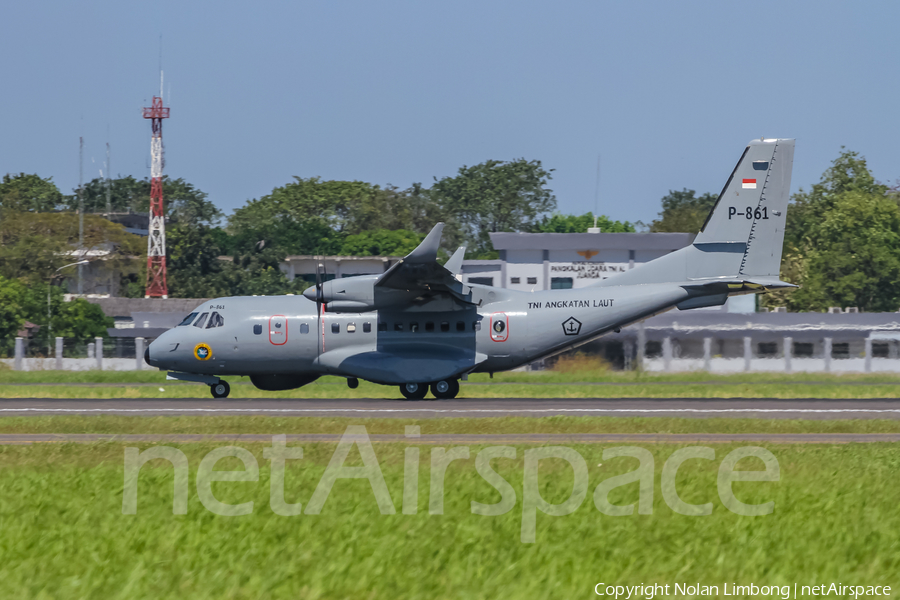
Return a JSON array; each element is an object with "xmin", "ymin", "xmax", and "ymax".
[
  {"xmin": 249, "ymin": 373, "xmax": 319, "ymax": 391},
  {"xmin": 302, "ymin": 275, "xmax": 423, "ymax": 312}
]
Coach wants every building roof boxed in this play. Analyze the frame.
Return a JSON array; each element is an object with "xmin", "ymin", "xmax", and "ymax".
[{"xmin": 489, "ymin": 231, "xmax": 695, "ymax": 251}]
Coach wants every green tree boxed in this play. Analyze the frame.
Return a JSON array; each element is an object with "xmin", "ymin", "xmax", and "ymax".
[
  {"xmin": 0, "ymin": 173, "xmax": 64, "ymax": 212},
  {"xmin": 535, "ymin": 212, "xmax": 635, "ymax": 233},
  {"xmin": 431, "ymin": 159, "xmax": 556, "ymax": 257},
  {"xmin": 69, "ymin": 176, "xmax": 221, "ymax": 226},
  {"xmin": 647, "ymin": 188, "xmax": 718, "ymax": 233},
  {"xmin": 340, "ymin": 229, "xmax": 425, "ymax": 256},
  {"xmin": 0, "ymin": 277, "xmax": 25, "ymax": 353},
  {"xmin": 765, "ymin": 150, "xmax": 899, "ymax": 312},
  {"xmin": 0, "ymin": 212, "xmax": 144, "ymax": 284}
]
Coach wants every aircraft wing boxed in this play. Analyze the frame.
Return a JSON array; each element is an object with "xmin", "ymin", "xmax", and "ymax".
[{"xmin": 374, "ymin": 223, "xmax": 472, "ymax": 302}]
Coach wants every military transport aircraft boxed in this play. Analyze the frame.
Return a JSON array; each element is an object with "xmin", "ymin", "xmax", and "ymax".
[{"xmin": 145, "ymin": 138, "xmax": 795, "ymax": 399}]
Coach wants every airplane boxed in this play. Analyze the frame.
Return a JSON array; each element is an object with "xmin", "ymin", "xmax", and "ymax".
[{"xmin": 145, "ymin": 138, "xmax": 796, "ymax": 399}]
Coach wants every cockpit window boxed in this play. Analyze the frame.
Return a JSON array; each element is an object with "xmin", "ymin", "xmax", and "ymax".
[
  {"xmin": 206, "ymin": 312, "xmax": 224, "ymax": 329},
  {"xmin": 193, "ymin": 312, "xmax": 209, "ymax": 328},
  {"xmin": 178, "ymin": 312, "xmax": 198, "ymax": 326}
]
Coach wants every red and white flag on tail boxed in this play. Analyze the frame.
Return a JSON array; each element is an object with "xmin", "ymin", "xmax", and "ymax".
[{"xmin": 742, "ymin": 178, "xmax": 757, "ymax": 189}]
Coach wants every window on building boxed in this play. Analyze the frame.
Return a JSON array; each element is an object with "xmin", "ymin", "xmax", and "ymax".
[
  {"xmin": 757, "ymin": 342, "xmax": 778, "ymax": 357},
  {"xmin": 331, "ymin": 323, "xmax": 340, "ymax": 334},
  {"xmin": 347, "ymin": 323, "xmax": 357, "ymax": 333},
  {"xmin": 410, "ymin": 322, "xmax": 419, "ymax": 333},
  {"xmin": 469, "ymin": 277, "xmax": 493, "ymax": 286},
  {"xmin": 394, "ymin": 323, "xmax": 403, "ymax": 332},
  {"xmin": 873, "ymin": 342, "xmax": 890, "ymax": 358},
  {"xmin": 456, "ymin": 321, "xmax": 465, "ymax": 332},
  {"xmin": 793, "ymin": 342, "xmax": 814, "ymax": 357},
  {"xmin": 425, "ymin": 322, "xmax": 435, "ymax": 332},
  {"xmin": 510, "ymin": 277, "xmax": 520, "ymax": 284},
  {"xmin": 206, "ymin": 312, "xmax": 224, "ymax": 328},
  {"xmin": 363, "ymin": 322, "xmax": 372, "ymax": 333},
  {"xmin": 193, "ymin": 312, "xmax": 209, "ymax": 328},
  {"xmin": 178, "ymin": 312, "xmax": 198, "ymax": 326},
  {"xmin": 551, "ymin": 277, "xmax": 573, "ymax": 289},
  {"xmin": 527, "ymin": 277, "xmax": 538, "ymax": 285},
  {"xmin": 440, "ymin": 322, "xmax": 450, "ymax": 332},
  {"xmin": 832, "ymin": 342, "xmax": 850, "ymax": 359},
  {"xmin": 645, "ymin": 341, "xmax": 662, "ymax": 358},
  {"xmin": 300, "ymin": 323, "xmax": 309, "ymax": 334},
  {"xmin": 253, "ymin": 324, "xmax": 263, "ymax": 335},
  {"xmin": 378, "ymin": 322, "xmax": 387, "ymax": 332}
]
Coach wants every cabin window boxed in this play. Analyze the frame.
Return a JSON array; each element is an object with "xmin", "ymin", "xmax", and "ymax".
[
  {"xmin": 440, "ymin": 322, "xmax": 450, "ymax": 332},
  {"xmin": 347, "ymin": 323, "xmax": 357, "ymax": 333},
  {"xmin": 394, "ymin": 323, "xmax": 403, "ymax": 332},
  {"xmin": 331, "ymin": 323, "xmax": 340, "ymax": 334},
  {"xmin": 510, "ymin": 277, "xmax": 520, "ymax": 284},
  {"xmin": 378, "ymin": 322, "xmax": 387, "ymax": 332},
  {"xmin": 410, "ymin": 322, "xmax": 419, "ymax": 333},
  {"xmin": 527, "ymin": 277, "xmax": 537, "ymax": 285},
  {"xmin": 300, "ymin": 323, "xmax": 309, "ymax": 334},
  {"xmin": 193, "ymin": 312, "xmax": 209, "ymax": 328},
  {"xmin": 178, "ymin": 312, "xmax": 198, "ymax": 326},
  {"xmin": 456, "ymin": 321, "xmax": 465, "ymax": 332},
  {"xmin": 425, "ymin": 322, "xmax": 435, "ymax": 332},
  {"xmin": 206, "ymin": 312, "xmax": 224, "ymax": 328},
  {"xmin": 253, "ymin": 324, "xmax": 262, "ymax": 335},
  {"xmin": 363, "ymin": 322, "xmax": 372, "ymax": 333}
]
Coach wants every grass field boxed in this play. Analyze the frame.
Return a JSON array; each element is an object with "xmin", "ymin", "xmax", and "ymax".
[
  {"xmin": 2, "ymin": 369, "xmax": 900, "ymax": 399},
  {"xmin": 0, "ymin": 438, "xmax": 897, "ymax": 598}
]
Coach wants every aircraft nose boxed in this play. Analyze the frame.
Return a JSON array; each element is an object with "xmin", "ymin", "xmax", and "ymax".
[{"xmin": 144, "ymin": 342, "xmax": 161, "ymax": 368}]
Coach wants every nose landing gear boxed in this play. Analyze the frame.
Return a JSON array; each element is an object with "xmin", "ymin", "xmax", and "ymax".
[{"xmin": 210, "ymin": 381, "xmax": 231, "ymax": 398}]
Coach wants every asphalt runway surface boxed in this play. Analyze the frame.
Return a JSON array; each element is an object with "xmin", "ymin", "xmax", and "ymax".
[{"xmin": 2, "ymin": 398, "xmax": 900, "ymax": 419}]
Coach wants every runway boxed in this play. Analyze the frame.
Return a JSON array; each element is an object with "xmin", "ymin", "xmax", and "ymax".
[{"xmin": 2, "ymin": 398, "xmax": 900, "ymax": 419}]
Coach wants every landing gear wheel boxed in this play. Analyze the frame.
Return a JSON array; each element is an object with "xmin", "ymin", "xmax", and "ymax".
[
  {"xmin": 347, "ymin": 377, "xmax": 359, "ymax": 389},
  {"xmin": 211, "ymin": 381, "xmax": 230, "ymax": 398},
  {"xmin": 400, "ymin": 382, "xmax": 428, "ymax": 400},
  {"xmin": 430, "ymin": 379, "xmax": 460, "ymax": 400}
]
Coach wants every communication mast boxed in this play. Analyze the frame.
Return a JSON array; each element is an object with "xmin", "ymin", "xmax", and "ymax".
[{"xmin": 142, "ymin": 74, "xmax": 170, "ymax": 298}]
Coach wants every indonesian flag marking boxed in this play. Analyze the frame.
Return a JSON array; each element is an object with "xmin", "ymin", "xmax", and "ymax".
[{"xmin": 742, "ymin": 178, "xmax": 757, "ymax": 189}]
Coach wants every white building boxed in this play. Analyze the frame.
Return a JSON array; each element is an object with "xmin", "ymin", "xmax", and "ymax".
[{"xmin": 461, "ymin": 231, "xmax": 695, "ymax": 290}]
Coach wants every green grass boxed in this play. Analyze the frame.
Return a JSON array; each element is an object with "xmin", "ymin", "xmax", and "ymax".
[
  {"xmin": 2, "ymin": 415, "xmax": 900, "ymax": 435},
  {"xmin": 0, "ymin": 440, "xmax": 897, "ymax": 598}
]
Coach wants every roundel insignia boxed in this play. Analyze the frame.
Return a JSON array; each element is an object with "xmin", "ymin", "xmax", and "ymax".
[{"xmin": 194, "ymin": 343, "xmax": 212, "ymax": 361}]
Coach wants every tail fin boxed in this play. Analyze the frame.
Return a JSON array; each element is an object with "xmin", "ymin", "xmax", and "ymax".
[
  {"xmin": 693, "ymin": 138, "xmax": 794, "ymax": 278},
  {"xmin": 595, "ymin": 138, "xmax": 795, "ymax": 288}
]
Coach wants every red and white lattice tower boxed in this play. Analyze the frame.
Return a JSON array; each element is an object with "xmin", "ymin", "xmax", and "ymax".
[{"xmin": 142, "ymin": 94, "xmax": 170, "ymax": 298}]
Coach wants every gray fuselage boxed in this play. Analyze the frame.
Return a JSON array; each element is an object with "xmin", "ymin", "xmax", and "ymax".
[{"xmin": 146, "ymin": 281, "xmax": 690, "ymax": 385}]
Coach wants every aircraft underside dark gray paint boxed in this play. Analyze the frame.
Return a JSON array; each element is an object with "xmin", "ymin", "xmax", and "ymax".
[{"xmin": 146, "ymin": 138, "xmax": 797, "ymax": 399}]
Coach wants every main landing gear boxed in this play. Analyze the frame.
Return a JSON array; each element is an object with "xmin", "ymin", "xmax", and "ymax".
[
  {"xmin": 399, "ymin": 379, "xmax": 459, "ymax": 400},
  {"xmin": 210, "ymin": 381, "xmax": 231, "ymax": 398}
]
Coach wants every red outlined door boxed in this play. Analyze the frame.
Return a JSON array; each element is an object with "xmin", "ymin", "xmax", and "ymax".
[
  {"xmin": 269, "ymin": 315, "xmax": 288, "ymax": 345},
  {"xmin": 490, "ymin": 312, "xmax": 508, "ymax": 342}
]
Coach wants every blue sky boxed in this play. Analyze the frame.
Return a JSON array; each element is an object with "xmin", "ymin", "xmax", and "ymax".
[{"xmin": 2, "ymin": 1, "xmax": 898, "ymax": 225}]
